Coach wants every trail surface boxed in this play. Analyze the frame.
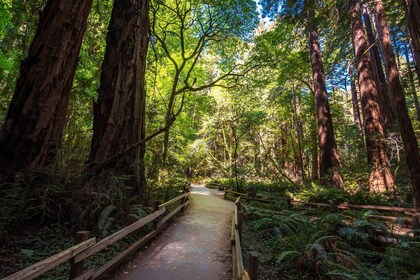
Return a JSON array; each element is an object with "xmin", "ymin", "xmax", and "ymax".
[{"xmin": 111, "ymin": 184, "xmax": 234, "ymax": 280}]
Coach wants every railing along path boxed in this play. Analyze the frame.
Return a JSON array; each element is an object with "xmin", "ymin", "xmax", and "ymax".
[
  {"xmin": 4, "ymin": 183, "xmax": 192, "ymax": 280},
  {"xmin": 224, "ymin": 186, "xmax": 420, "ymax": 280}
]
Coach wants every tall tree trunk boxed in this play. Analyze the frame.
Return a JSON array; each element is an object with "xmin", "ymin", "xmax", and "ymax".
[
  {"xmin": 309, "ymin": 30, "xmax": 344, "ymax": 188},
  {"xmin": 311, "ymin": 123, "xmax": 319, "ymax": 180},
  {"xmin": 374, "ymin": 0, "xmax": 420, "ymax": 209},
  {"xmin": 0, "ymin": 0, "xmax": 93, "ymax": 177},
  {"xmin": 348, "ymin": 64, "xmax": 364, "ymax": 139},
  {"xmin": 292, "ymin": 82, "xmax": 306, "ymax": 183},
  {"xmin": 362, "ymin": 6, "xmax": 394, "ymax": 127},
  {"xmin": 88, "ymin": 0, "xmax": 149, "ymax": 195},
  {"xmin": 280, "ymin": 123, "xmax": 288, "ymax": 168},
  {"xmin": 403, "ymin": 36, "xmax": 420, "ymax": 121},
  {"xmin": 349, "ymin": 0, "xmax": 394, "ymax": 193},
  {"xmin": 404, "ymin": 0, "xmax": 420, "ymax": 85}
]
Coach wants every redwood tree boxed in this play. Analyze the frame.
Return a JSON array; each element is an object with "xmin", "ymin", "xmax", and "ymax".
[
  {"xmin": 309, "ymin": 30, "xmax": 344, "ymax": 188},
  {"xmin": 87, "ymin": 0, "xmax": 149, "ymax": 195},
  {"xmin": 362, "ymin": 6, "xmax": 394, "ymax": 128},
  {"xmin": 0, "ymin": 0, "xmax": 93, "ymax": 177},
  {"xmin": 349, "ymin": 0, "xmax": 394, "ymax": 193},
  {"xmin": 404, "ymin": 0, "xmax": 420, "ymax": 84},
  {"xmin": 348, "ymin": 65, "xmax": 363, "ymax": 141},
  {"xmin": 403, "ymin": 38, "xmax": 420, "ymax": 121},
  {"xmin": 374, "ymin": 0, "xmax": 420, "ymax": 209}
]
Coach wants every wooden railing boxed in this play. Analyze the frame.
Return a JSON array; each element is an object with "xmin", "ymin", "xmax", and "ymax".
[
  {"xmin": 227, "ymin": 188, "xmax": 419, "ymax": 280},
  {"xmin": 224, "ymin": 189, "xmax": 419, "ymax": 238},
  {"xmin": 4, "ymin": 183, "xmax": 191, "ymax": 280},
  {"xmin": 231, "ymin": 196, "xmax": 259, "ymax": 280}
]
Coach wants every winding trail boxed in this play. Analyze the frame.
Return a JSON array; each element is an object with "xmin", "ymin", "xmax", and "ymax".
[{"xmin": 110, "ymin": 184, "xmax": 234, "ymax": 280}]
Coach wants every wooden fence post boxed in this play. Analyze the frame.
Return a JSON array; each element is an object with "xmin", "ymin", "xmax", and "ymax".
[
  {"xmin": 287, "ymin": 198, "xmax": 292, "ymax": 209},
  {"xmin": 68, "ymin": 231, "xmax": 90, "ymax": 279},
  {"xmin": 248, "ymin": 187, "xmax": 256, "ymax": 200},
  {"xmin": 411, "ymin": 214, "xmax": 420, "ymax": 237},
  {"xmin": 154, "ymin": 201, "xmax": 161, "ymax": 211},
  {"xmin": 248, "ymin": 251, "xmax": 259, "ymax": 280}
]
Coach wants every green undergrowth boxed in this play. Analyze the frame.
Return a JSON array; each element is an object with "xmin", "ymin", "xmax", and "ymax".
[
  {"xmin": 205, "ymin": 178, "xmax": 413, "ymax": 208},
  {"xmin": 0, "ymin": 171, "xmax": 187, "ymax": 278},
  {"xmin": 204, "ymin": 178, "xmax": 293, "ymax": 196},
  {"xmin": 241, "ymin": 201, "xmax": 420, "ymax": 280}
]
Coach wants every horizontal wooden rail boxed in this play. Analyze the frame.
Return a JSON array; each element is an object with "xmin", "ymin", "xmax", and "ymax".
[
  {"xmin": 4, "ymin": 238, "xmax": 96, "ymax": 280},
  {"xmin": 158, "ymin": 192, "xmax": 189, "ymax": 209},
  {"xmin": 232, "ymin": 196, "xmax": 258, "ymax": 280},
  {"xmin": 224, "ymin": 188, "xmax": 417, "ymax": 215},
  {"xmin": 157, "ymin": 200, "xmax": 189, "ymax": 228},
  {"xmin": 235, "ymin": 230, "xmax": 245, "ymax": 278},
  {"xmin": 227, "ymin": 190, "xmax": 249, "ymax": 197},
  {"xmin": 338, "ymin": 203, "xmax": 415, "ymax": 213},
  {"xmin": 293, "ymin": 201, "xmax": 331, "ymax": 207},
  {"xmin": 75, "ymin": 207, "xmax": 166, "ymax": 263},
  {"xmin": 227, "ymin": 189, "xmax": 419, "ymax": 280},
  {"xmin": 91, "ymin": 229, "xmax": 158, "ymax": 279},
  {"xmin": 5, "ymin": 187, "xmax": 190, "ymax": 280}
]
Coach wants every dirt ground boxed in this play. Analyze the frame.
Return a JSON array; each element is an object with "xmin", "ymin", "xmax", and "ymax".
[{"xmin": 108, "ymin": 184, "xmax": 234, "ymax": 280}]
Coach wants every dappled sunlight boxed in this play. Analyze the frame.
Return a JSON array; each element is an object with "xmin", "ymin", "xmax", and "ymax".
[{"xmin": 190, "ymin": 185, "xmax": 212, "ymax": 196}]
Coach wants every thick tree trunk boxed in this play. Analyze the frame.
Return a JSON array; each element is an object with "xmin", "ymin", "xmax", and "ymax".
[
  {"xmin": 349, "ymin": 0, "xmax": 394, "ymax": 193},
  {"xmin": 0, "ymin": 0, "xmax": 93, "ymax": 177},
  {"xmin": 362, "ymin": 6, "xmax": 394, "ymax": 127},
  {"xmin": 88, "ymin": 0, "xmax": 149, "ymax": 195},
  {"xmin": 404, "ymin": 38, "xmax": 420, "ymax": 121},
  {"xmin": 404, "ymin": 0, "xmax": 420, "ymax": 85},
  {"xmin": 309, "ymin": 30, "xmax": 344, "ymax": 188},
  {"xmin": 374, "ymin": 0, "xmax": 420, "ymax": 209}
]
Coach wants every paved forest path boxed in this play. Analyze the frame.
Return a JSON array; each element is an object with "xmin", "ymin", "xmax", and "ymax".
[{"xmin": 110, "ymin": 184, "xmax": 234, "ymax": 280}]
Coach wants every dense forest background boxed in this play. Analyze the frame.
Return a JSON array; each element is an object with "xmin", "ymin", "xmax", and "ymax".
[{"xmin": 1, "ymin": 0, "xmax": 420, "ymax": 278}]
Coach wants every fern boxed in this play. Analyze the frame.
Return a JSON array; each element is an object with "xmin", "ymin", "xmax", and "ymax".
[{"xmin": 98, "ymin": 205, "xmax": 116, "ymax": 235}]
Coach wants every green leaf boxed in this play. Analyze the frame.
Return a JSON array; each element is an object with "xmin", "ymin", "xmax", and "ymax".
[{"xmin": 276, "ymin": 250, "xmax": 300, "ymax": 264}]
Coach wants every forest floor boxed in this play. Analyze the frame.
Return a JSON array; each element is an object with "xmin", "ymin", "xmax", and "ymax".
[{"xmin": 108, "ymin": 184, "xmax": 234, "ymax": 280}]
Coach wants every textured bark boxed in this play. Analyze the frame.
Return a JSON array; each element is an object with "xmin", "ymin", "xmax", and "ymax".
[
  {"xmin": 374, "ymin": 0, "xmax": 420, "ymax": 209},
  {"xmin": 404, "ymin": 38, "xmax": 420, "ymax": 121},
  {"xmin": 362, "ymin": 6, "xmax": 394, "ymax": 127},
  {"xmin": 348, "ymin": 65, "xmax": 363, "ymax": 138},
  {"xmin": 0, "ymin": 0, "xmax": 93, "ymax": 176},
  {"xmin": 404, "ymin": 0, "xmax": 420, "ymax": 85},
  {"xmin": 309, "ymin": 30, "xmax": 344, "ymax": 188},
  {"xmin": 88, "ymin": 0, "xmax": 149, "ymax": 195},
  {"xmin": 349, "ymin": 0, "xmax": 394, "ymax": 193}
]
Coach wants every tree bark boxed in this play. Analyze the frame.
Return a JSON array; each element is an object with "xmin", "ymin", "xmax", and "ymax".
[
  {"xmin": 349, "ymin": 0, "xmax": 394, "ymax": 193},
  {"xmin": 362, "ymin": 6, "xmax": 394, "ymax": 127},
  {"xmin": 292, "ymin": 82, "xmax": 306, "ymax": 183},
  {"xmin": 348, "ymin": 64, "xmax": 364, "ymax": 140},
  {"xmin": 311, "ymin": 127, "xmax": 319, "ymax": 180},
  {"xmin": 309, "ymin": 30, "xmax": 344, "ymax": 188},
  {"xmin": 374, "ymin": 0, "xmax": 420, "ymax": 209},
  {"xmin": 0, "ymin": 0, "xmax": 93, "ymax": 177},
  {"xmin": 404, "ymin": 0, "xmax": 420, "ymax": 85},
  {"xmin": 404, "ymin": 36, "xmax": 420, "ymax": 121},
  {"xmin": 88, "ymin": 0, "xmax": 149, "ymax": 195}
]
